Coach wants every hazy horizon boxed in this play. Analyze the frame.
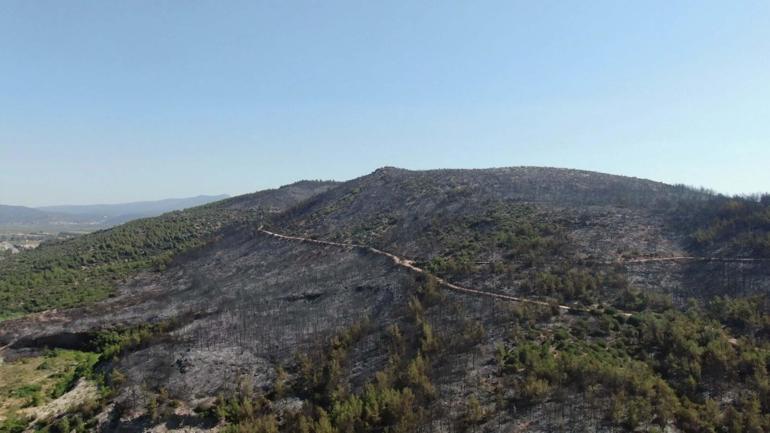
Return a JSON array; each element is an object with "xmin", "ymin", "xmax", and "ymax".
[
  {"xmin": 3, "ymin": 165, "xmax": 766, "ymax": 209},
  {"xmin": 34, "ymin": 193, "xmax": 230, "ymax": 209},
  {"xmin": 3, "ymin": 1, "xmax": 769, "ymax": 206}
]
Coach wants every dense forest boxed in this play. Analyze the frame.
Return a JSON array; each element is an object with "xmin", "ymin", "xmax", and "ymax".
[{"xmin": 686, "ymin": 195, "xmax": 770, "ymax": 257}]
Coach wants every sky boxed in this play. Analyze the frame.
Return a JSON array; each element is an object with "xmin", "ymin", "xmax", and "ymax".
[{"xmin": 1, "ymin": 1, "xmax": 769, "ymax": 206}]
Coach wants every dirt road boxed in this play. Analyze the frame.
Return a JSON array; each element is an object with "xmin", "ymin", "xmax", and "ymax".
[{"xmin": 257, "ymin": 226, "xmax": 586, "ymax": 313}]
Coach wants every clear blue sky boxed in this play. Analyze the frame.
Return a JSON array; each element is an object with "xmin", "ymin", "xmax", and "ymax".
[{"xmin": 2, "ymin": 1, "xmax": 769, "ymax": 206}]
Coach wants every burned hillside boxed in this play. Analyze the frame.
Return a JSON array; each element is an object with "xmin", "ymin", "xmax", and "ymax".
[{"xmin": 1, "ymin": 167, "xmax": 769, "ymax": 433}]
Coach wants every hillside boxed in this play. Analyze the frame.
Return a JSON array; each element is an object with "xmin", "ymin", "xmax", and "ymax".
[
  {"xmin": 0, "ymin": 168, "xmax": 768, "ymax": 433},
  {"xmin": 0, "ymin": 181, "xmax": 337, "ymax": 319},
  {"xmin": 276, "ymin": 167, "xmax": 770, "ymax": 302}
]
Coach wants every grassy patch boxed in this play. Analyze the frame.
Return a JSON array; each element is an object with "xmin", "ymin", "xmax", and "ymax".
[{"xmin": 0, "ymin": 350, "xmax": 98, "ymax": 424}]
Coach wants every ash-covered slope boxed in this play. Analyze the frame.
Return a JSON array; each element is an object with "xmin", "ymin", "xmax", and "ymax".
[
  {"xmin": 275, "ymin": 167, "xmax": 702, "ymax": 256},
  {"xmin": 272, "ymin": 167, "xmax": 766, "ymax": 301}
]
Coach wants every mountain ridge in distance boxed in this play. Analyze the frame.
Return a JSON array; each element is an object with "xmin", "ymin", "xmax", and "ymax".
[
  {"xmin": 37, "ymin": 194, "xmax": 230, "ymax": 216},
  {"xmin": 0, "ymin": 194, "xmax": 230, "ymax": 231}
]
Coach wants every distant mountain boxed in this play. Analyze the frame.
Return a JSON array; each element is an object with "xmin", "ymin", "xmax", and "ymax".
[
  {"xmin": 0, "ymin": 204, "xmax": 73, "ymax": 227},
  {"xmin": 0, "ymin": 194, "xmax": 229, "ymax": 231},
  {"xmin": 38, "ymin": 194, "xmax": 229, "ymax": 218}
]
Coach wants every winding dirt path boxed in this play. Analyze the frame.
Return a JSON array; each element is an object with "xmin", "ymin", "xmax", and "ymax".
[
  {"xmin": 259, "ymin": 226, "xmax": 766, "ymax": 316},
  {"xmin": 257, "ymin": 227, "xmax": 586, "ymax": 313}
]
